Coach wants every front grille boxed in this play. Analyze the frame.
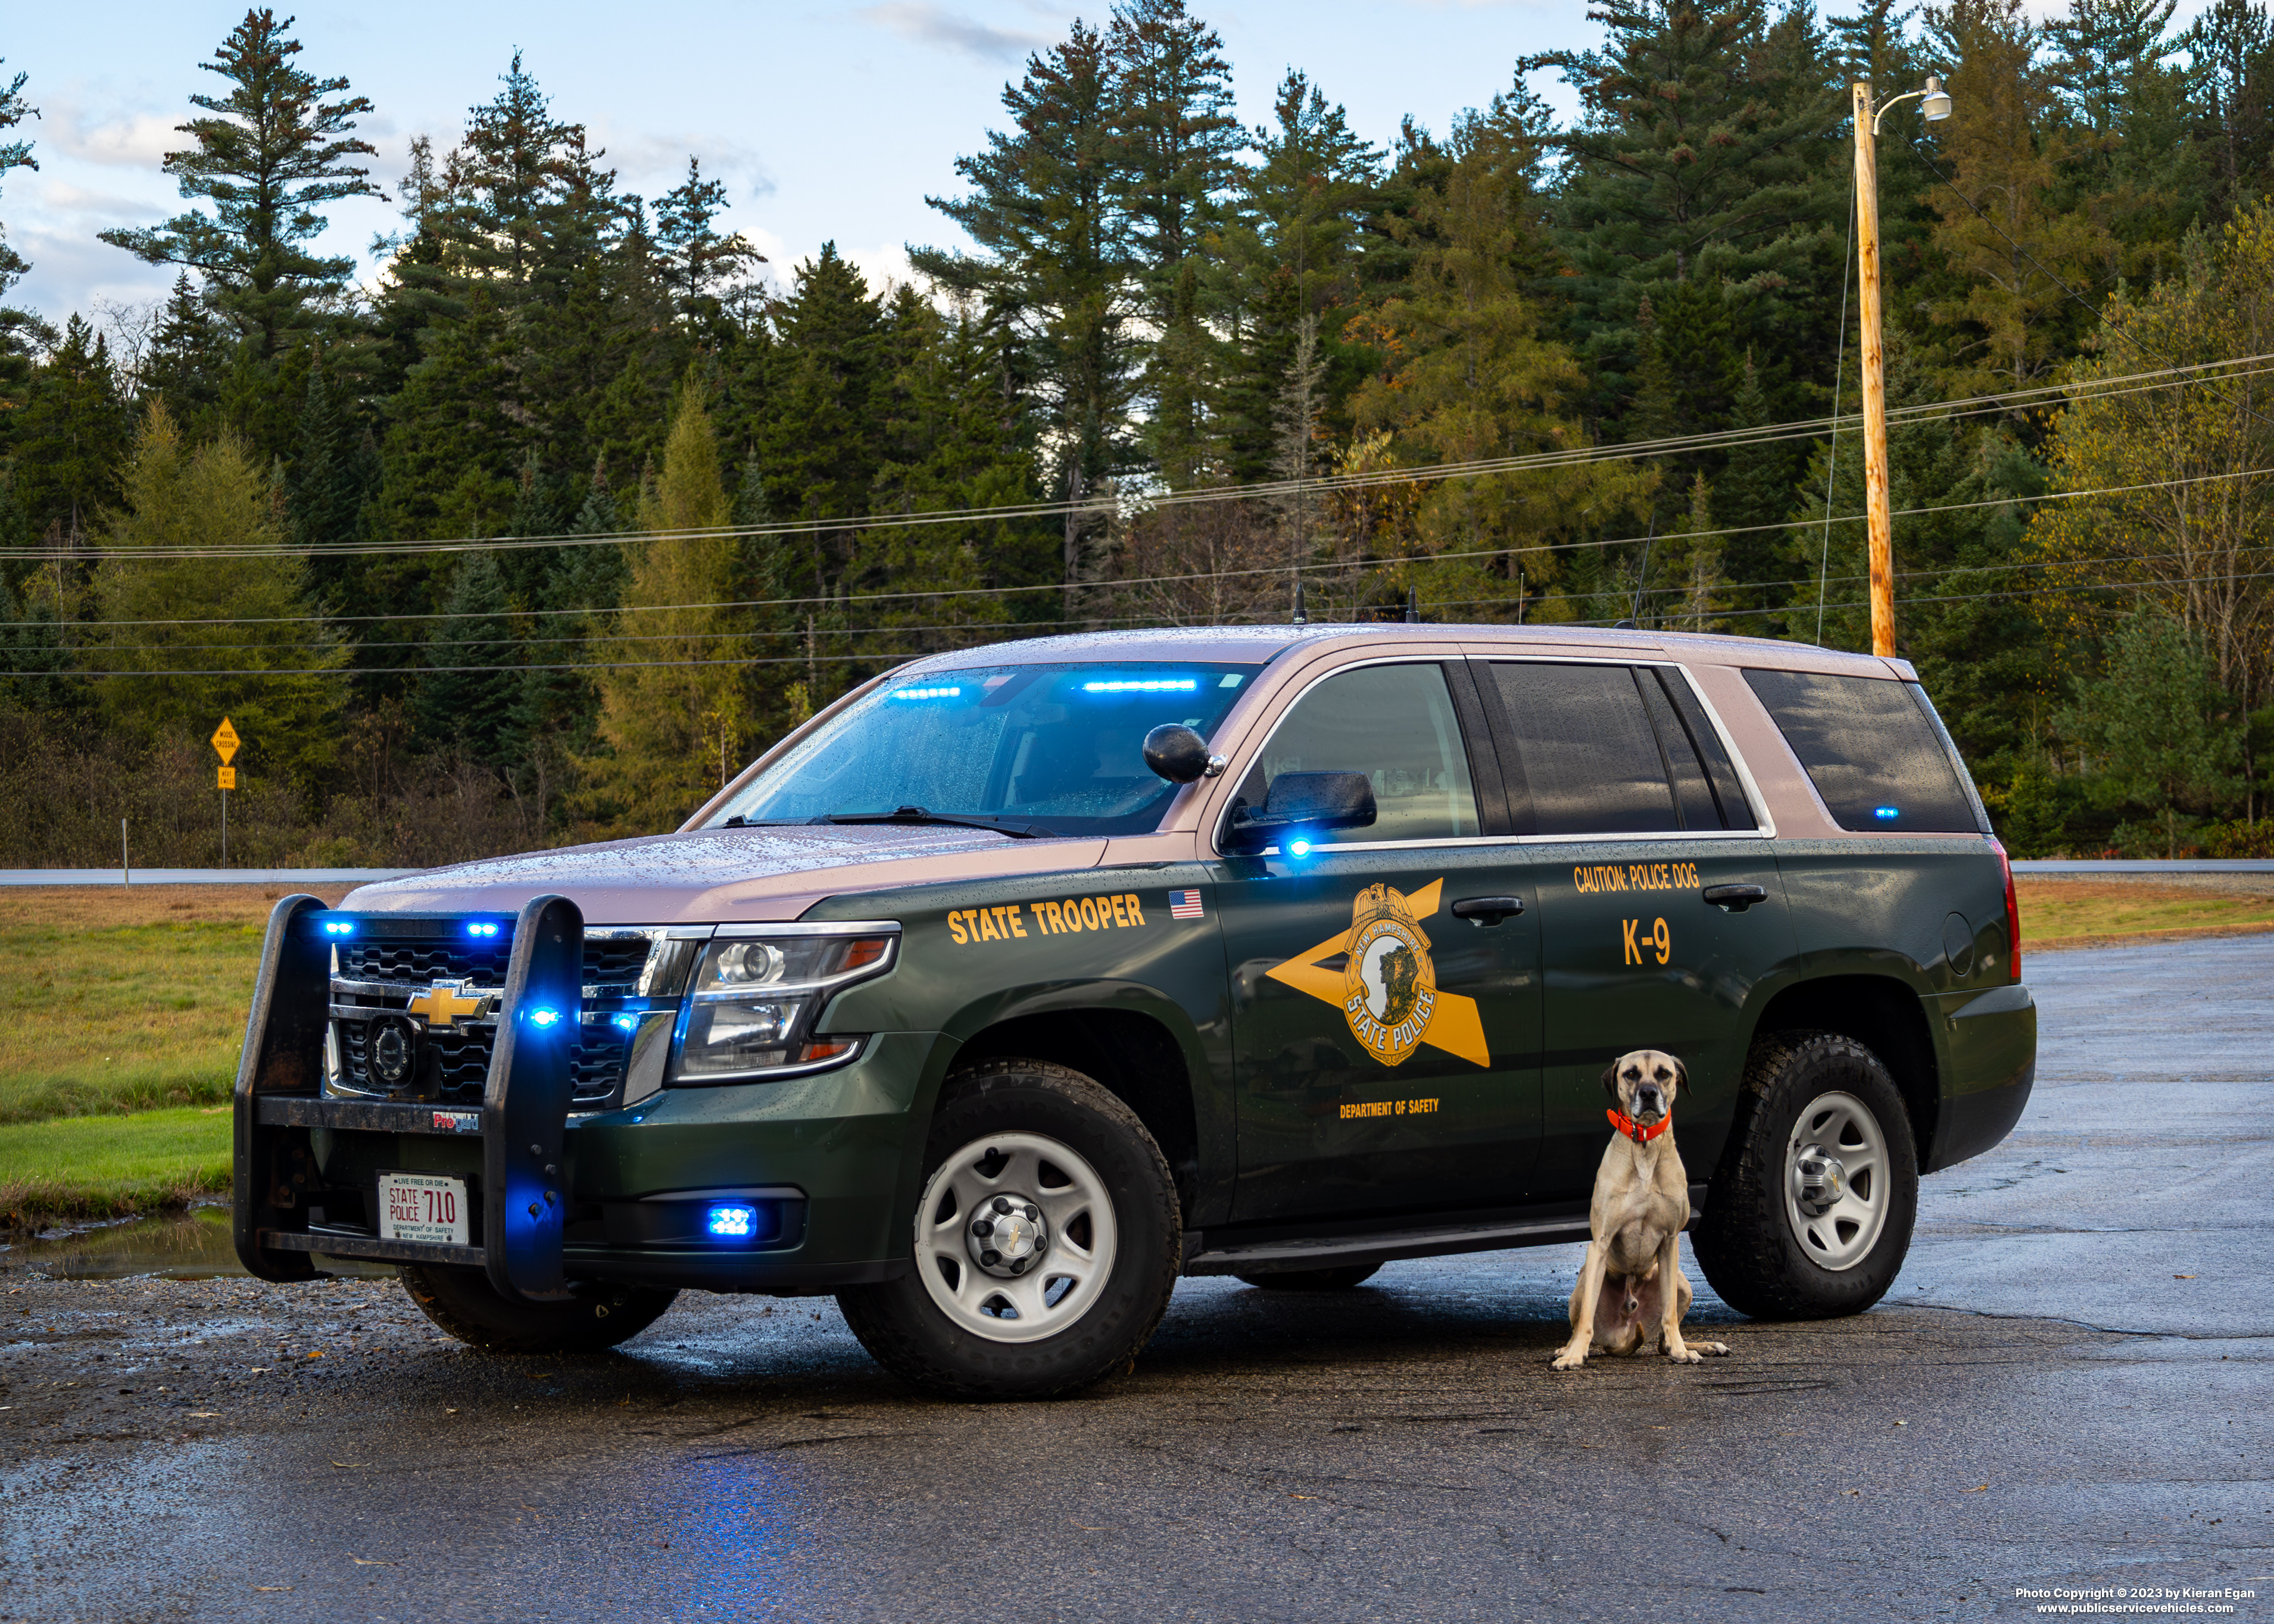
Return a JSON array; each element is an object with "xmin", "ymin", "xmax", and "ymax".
[
  {"xmin": 336, "ymin": 1017, "xmax": 630, "ymax": 1107},
  {"xmin": 330, "ymin": 930, "xmax": 659, "ymax": 1110}
]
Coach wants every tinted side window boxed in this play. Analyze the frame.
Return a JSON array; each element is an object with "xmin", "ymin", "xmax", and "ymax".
[
  {"xmin": 1244, "ymin": 663, "xmax": 1480, "ymax": 845},
  {"xmin": 1742, "ymin": 669, "xmax": 1978, "ymax": 832},
  {"xmin": 1490, "ymin": 663, "xmax": 1675, "ymax": 835},
  {"xmin": 1653, "ymin": 669, "xmax": 1758, "ymax": 830}
]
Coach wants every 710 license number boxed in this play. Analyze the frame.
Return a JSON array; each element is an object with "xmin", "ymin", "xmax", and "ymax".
[{"xmin": 378, "ymin": 1172, "xmax": 469, "ymax": 1246}]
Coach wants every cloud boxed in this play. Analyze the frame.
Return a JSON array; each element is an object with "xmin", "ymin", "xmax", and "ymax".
[
  {"xmin": 585, "ymin": 121, "xmax": 778, "ymax": 208},
  {"xmin": 855, "ymin": 2, "xmax": 1050, "ymax": 63},
  {"xmin": 40, "ymin": 99, "xmax": 181, "ymax": 170}
]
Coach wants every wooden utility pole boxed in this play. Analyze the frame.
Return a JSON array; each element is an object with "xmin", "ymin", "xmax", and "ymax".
[{"xmin": 1851, "ymin": 80, "xmax": 1896, "ymax": 658}]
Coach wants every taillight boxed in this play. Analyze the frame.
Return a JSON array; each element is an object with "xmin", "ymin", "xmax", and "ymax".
[{"xmin": 1991, "ymin": 838, "xmax": 2020, "ymax": 982}]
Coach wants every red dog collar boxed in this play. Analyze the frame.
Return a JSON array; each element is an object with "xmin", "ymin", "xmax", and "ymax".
[{"xmin": 1607, "ymin": 1107, "xmax": 1671, "ymax": 1145}]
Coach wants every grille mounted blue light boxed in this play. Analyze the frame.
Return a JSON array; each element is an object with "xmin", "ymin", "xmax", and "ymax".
[
  {"xmin": 1874, "ymin": 806, "xmax": 1901, "ymax": 821},
  {"xmin": 526, "ymin": 1007, "xmax": 562, "ymax": 1028},
  {"xmin": 1288, "ymin": 838, "xmax": 1313, "ymax": 857},
  {"xmin": 1082, "ymin": 678, "xmax": 1198, "ymax": 693},
  {"xmin": 708, "ymin": 1203, "xmax": 757, "ymax": 1239},
  {"xmin": 611, "ymin": 1013, "xmax": 639, "ymax": 1033},
  {"xmin": 466, "ymin": 920, "xmax": 501, "ymax": 938},
  {"xmin": 321, "ymin": 920, "xmax": 355, "ymax": 936}
]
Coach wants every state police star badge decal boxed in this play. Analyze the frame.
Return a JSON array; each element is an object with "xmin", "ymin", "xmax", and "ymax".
[{"xmin": 1262, "ymin": 878, "xmax": 1492, "ymax": 1069}]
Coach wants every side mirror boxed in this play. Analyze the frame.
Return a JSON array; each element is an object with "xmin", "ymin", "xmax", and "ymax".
[
  {"xmin": 1225, "ymin": 770, "xmax": 1377, "ymax": 852},
  {"xmin": 1143, "ymin": 723, "xmax": 1215, "ymax": 784}
]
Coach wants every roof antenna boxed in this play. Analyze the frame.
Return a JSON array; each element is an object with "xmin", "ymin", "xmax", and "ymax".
[
  {"xmin": 1292, "ymin": 577, "xmax": 1308, "ymax": 626},
  {"xmin": 1405, "ymin": 586, "xmax": 1418, "ymax": 623},
  {"xmin": 1616, "ymin": 511, "xmax": 1658, "ymax": 630}
]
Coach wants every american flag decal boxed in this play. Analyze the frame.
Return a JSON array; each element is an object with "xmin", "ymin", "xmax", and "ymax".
[{"xmin": 1168, "ymin": 889, "xmax": 1205, "ymax": 920}]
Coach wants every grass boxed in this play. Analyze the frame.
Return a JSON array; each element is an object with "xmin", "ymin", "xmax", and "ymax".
[
  {"xmin": 0, "ymin": 876, "xmax": 2267, "ymax": 1219},
  {"xmin": 2016, "ymin": 879, "xmax": 2274, "ymax": 947},
  {"xmin": 0, "ymin": 884, "xmax": 352, "ymax": 1126},
  {"xmin": 0, "ymin": 1105, "xmax": 233, "ymax": 1222}
]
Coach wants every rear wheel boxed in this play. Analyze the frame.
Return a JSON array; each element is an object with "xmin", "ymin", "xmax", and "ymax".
[
  {"xmin": 399, "ymin": 1264, "xmax": 678, "ymax": 1354},
  {"xmin": 1692, "ymin": 1030, "xmax": 1919, "ymax": 1320},
  {"xmin": 1236, "ymin": 1264, "xmax": 1381, "ymax": 1291},
  {"xmin": 837, "ymin": 1060, "xmax": 1181, "ymax": 1401}
]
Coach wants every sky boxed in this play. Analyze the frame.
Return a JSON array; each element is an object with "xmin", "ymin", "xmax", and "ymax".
[{"xmin": 0, "ymin": 0, "xmax": 2166, "ymax": 338}]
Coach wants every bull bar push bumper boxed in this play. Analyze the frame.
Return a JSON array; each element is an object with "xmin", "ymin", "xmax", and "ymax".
[{"xmin": 232, "ymin": 892, "xmax": 587, "ymax": 1303}]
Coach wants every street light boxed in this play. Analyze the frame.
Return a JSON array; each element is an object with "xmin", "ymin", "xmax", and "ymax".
[{"xmin": 1849, "ymin": 74, "xmax": 1952, "ymax": 658}]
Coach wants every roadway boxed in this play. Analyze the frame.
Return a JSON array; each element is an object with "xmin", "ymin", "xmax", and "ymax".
[{"xmin": 2, "ymin": 937, "xmax": 2267, "ymax": 1622}]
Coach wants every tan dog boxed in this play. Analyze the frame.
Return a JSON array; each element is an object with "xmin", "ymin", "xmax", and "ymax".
[{"xmin": 1551, "ymin": 1050, "xmax": 1730, "ymax": 1370}]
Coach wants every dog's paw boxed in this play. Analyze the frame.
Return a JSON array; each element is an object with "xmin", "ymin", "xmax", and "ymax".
[
  {"xmin": 1549, "ymin": 1348, "xmax": 1587, "ymax": 1371},
  {"xmin": 1696, "ymin": 1340, "xmax": 1731, "ymax": 1357},
  {"xmin": 1665, "ymin": 1345, "xmax": 1704, "ymax": 1364}
]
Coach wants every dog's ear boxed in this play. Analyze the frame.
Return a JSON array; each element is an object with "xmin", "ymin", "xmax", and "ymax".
[
  {"xmin": 1601, "ymin": 1060, "xmax": 1624, "ymax": 1103},
  {"xmin": 1665, "ymin": 1054, "xmax": 1687, "ymax": 1100}
]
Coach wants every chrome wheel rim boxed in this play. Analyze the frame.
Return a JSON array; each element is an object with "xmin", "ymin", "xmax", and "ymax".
[
  {"xmin": 1782, "ymin": 1091, "xmax": 1890, "ymax": 1272},
  {"xmin": 915, "ymin": 1131, "xmax": 1118, "ymax": 1344}
]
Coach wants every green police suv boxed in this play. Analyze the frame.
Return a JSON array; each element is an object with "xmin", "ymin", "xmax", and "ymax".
[{"xmin": 233, "ymin": 624, "xmax": 2035, "ymax": 1398}]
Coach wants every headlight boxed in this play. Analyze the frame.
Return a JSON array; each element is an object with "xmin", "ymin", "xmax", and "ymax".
[{"xmin": 669, "ymin": 929, "xmax": 897, "ymax": 1085}]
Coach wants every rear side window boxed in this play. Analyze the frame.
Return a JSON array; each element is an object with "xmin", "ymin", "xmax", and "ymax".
[{"xmin": 1742, "ymin": 669, "xmax": 1979, "ymax": 832}]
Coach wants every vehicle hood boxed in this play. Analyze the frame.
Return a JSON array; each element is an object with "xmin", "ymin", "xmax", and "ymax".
[{"xmin": 341, "ymin": 825, "xmax": 1112, "ymax": 925}]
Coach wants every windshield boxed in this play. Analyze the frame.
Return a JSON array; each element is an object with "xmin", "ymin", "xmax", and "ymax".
[{"xmin": 707, "ymin": 663, "xmax": 1258, "ymax": 836}]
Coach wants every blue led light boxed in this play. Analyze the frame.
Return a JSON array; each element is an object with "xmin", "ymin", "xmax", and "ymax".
[
  {"xmin": 1082, "ymin": 678, "xmax": 1198, "ymax": 693},
  {"xmin": 466, "ymin": 920, "xmax": 501, "ymax": 938},
  {"xmin": 1874, "ymin": 805, "xmax": 1901, "ymax": 820},
  {"xmin": 708, "ymin": 1204, "xmax": 757, "ymax": 1239},
  {"xmin": 890, "ymin": 685, "xmax": 962, "ymax": 701},
  {"xmin": 611, "ymin": 1013, "xmax": 639, "ymax": 1033},
  {"xmin": 1288, "ymin": 838, "xmax": 1313, "ymax": 857},
  {"xmin": 526, "ymin": 1007, "xmax": 562, "ymax": 1028},
  {"xmin": 322, "ymin": 920, "xmax": 355, "ymax": 936}
]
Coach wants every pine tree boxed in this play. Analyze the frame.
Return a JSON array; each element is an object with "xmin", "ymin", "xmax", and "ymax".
[
  {"xmin": 412, "ymin": 549, "xmax": 518, "ymax": 765},
  {"xmin": 13, "ymin": 317, "xmax": 133, "ymax": 545},
  {"xmin": 918, "ymin": 20, "xmax": 1142, "ymax": 591},
  {"xmin": 98, "ymin": 10, "xmax": 379, "ymax": 361},
  {"xmin": 1105, "ymin": 0, "xmax": 1243, "ymax": 483},
  {"xmin": 0, "ymin": 61, "xmax": 39, "ymax": 411},
  {"xmin": 92, "ymin": 403, "xmax": 348, "ymax": 783},
  {"xmin": 573, "ymin": 380, "xmax": 744, "ymax": 833},
  {"xmin": 654, "ymin": 157, "xmax": 766, "ymax": 328},
  {"xmin": 138, "ymin": 273, "xmax": 232, "ymax": 433}
]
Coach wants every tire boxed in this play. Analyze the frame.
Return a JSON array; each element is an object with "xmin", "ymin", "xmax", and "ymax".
[
  {"xmin": 1236, "ymin": 1264, "xmax": 1382, "ymax": 1291},
  {"xmin": 399, "ymin": 1264, "xmax": 678, "ymax": 1354},
  {"xmin": 1692, "ymin": 1029, "xmax": 1919, "ymax": 1320},
  {"xmin": 837, "ymin": 1059, "xmax": 1181, "ymax": 1401}
]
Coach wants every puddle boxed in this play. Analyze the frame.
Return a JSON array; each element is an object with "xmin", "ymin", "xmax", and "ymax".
[{"xmin": 0, "ymin": 1204, "xmax": 393, "ymax": 1282}]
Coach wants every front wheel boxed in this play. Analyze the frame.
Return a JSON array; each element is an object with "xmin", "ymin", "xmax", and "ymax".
[
  {"xmin": 399, "ymin": 1264, "xmax": 678, "ymax": 1354},
  {"xmin": 837, "ymin": 1060, "xmax": 1181, "ymax": 1400},
  {"xmin": 1692, "ymin": 1030, "xmax": 1919, "ymax": 1320}
]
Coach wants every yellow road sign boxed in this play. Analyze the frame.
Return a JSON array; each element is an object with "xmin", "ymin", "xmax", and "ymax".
[
  {"xmin": 218, "ymin": 766, "xmax": 236, "ymax": 791},
  {"xmin": 211, "ymin": 717, "xmax": 240, "ymax": 764}
]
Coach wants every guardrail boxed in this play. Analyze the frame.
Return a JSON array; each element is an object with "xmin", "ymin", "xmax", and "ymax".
[
  {"xmin": 2011, "ymin": 860, "xmax": 2274, "ymax": 873},
  {"xmin": 0, "ymin": 869, "xmax": 419, "ymax": 886}
]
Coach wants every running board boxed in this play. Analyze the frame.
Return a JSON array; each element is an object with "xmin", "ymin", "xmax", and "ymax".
[{"xmin": 1181, "ymin": 1185, "xmax": 1710, "ymax": 1278}]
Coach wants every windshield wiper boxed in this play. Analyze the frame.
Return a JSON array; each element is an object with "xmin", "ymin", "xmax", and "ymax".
[{"xmin": 825, "ymin": 806, "xmax": 1055, "ymax": 839}]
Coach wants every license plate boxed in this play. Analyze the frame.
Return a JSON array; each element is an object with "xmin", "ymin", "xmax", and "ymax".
[{"xmin": 378, "ymin": 1173, "xmax": 469, "ymax": 1245}]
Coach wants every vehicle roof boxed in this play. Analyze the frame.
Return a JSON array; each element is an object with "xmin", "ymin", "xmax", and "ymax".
[{"xmin": 903, "ymin": 622, "xmax": 1906, "ymax": 678}]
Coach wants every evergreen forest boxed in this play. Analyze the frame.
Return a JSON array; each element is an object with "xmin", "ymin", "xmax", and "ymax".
[{"xmin": 5, "ymin": 0, "xmax": 2274, "ymax": 866}]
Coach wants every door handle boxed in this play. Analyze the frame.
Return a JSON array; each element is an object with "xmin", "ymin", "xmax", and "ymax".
[
  {"xmin": 1702, "ymin": 883, "xmax": 1770, "ymax": 913},
  {"xmin": 1451, "ymin": 895, "xmax": 1525, "ymax": 926}
]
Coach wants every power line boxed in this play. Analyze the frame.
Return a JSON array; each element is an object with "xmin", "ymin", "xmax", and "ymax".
[
  {"xmin": 16, "ymin": 349, "xmax": 2274, "ymax": 567},
  {"xmin": 19, "ymin": 444, "xmax": 2274, "ymax": 638}
]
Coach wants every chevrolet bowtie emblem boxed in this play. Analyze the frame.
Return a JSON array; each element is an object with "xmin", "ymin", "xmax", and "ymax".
[{"xmin": 404, "ymin": 980, "xmax": 491, "ymax": 1028}]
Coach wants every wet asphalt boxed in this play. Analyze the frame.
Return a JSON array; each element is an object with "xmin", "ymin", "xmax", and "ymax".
[{"xmin": 3, "ymin": 938, "xmax": 2270, "ymax": 1623}]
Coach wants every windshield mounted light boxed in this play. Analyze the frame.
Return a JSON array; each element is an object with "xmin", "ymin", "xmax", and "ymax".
[
  {"xmin": 1081, "ymin": 678, "xmax": 1199, "ymax": 693},
  {"xmin": 890, "ymin": 686, "xmax": 962, "ymax": 701}
]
